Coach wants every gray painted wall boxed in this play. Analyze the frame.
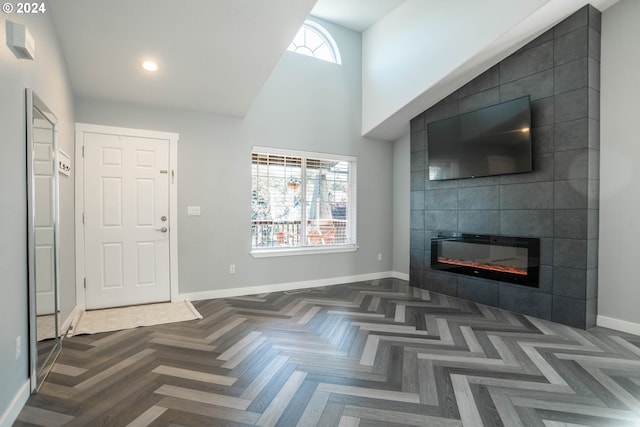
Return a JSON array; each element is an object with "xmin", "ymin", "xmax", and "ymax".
[
  {"xmin": 409, "ymin": 6, "xmax": 601, "ymax": 329},
  {"xmin": 599, "ymin": 0, "xmax": 640, "ymax": 328},
  {"xmin": 75, "ymin": 19, "xmax": 395, "ymax": 296},
  {"xmin": 393, "ymin": 133, "xmax": 410, "ymax": 276},
  {"xmin": 0, "ymin": 12, "xmax": 75, "ymax": 422}
]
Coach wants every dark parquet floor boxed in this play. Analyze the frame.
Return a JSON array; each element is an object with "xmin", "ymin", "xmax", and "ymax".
[{"xmin": 14, "ymin": 279, "xmax": 640, "ymax": 426}]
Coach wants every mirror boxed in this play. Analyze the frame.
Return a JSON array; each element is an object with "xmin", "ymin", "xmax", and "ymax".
[{"xmin": 26, "ymin": 89, "xmax": 62, "ymax": 392}]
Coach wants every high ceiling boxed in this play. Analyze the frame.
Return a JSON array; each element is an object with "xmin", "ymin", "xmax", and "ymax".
[
  {"xmin": 48, "ymin": 0, "xmax": 404, "ymax": 119},
  {"xmin": 49, "ymin": 0, "xmax": 617, "ymax": 141},
  {"xmin": 49, "ymin": 0, "xmax": 316, "ymax": 117},
  {"xmin": 311, "ymin": 0, "xmax": 406, "ymax": 32}
]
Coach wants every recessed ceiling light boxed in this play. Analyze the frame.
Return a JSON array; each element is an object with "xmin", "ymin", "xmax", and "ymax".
[{"xmin": 142, "ymin": 60, "xmax": 158, "ymax": 72}]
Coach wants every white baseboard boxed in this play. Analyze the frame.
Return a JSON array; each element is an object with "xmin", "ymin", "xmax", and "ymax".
[
  {"xmin": 596, "ymin": 315, "xmax": 640, "ymax": 336},
  {"xmin": 61, "ymin": 305, "xmax": 82, "ymax": 336},
  {"xmin": 180, "ymin": 271, "xmax": 407, "ymax": 301},
  {"xmin": 391, "ymin": 271, "xmax": 410, "ymax": 281},
  {"xmin": 0, "ymin": 380, "xmax": 29, "ymax": 427}
]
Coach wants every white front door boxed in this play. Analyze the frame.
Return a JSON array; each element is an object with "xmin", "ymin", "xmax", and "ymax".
[
  {"xmin": 34, "ymin": 118, "xmax": 56, "ymax": 315},
  {"xmin": 83, "ymin": 132, "xmax": 171, "ymax": 309}
]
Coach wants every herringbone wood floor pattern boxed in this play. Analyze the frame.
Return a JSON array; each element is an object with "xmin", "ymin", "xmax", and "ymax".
[{"xmin": 14, "ymin": 279, "xmax": 640, "ymax": 426}]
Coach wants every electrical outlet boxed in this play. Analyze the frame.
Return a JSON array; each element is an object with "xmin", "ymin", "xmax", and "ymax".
[
  {"xmin": 377, "ymin": 253, "xmax": 382, "ymax": 261},
  {"xmin": 15, "ymin": 336, "xmax": 21, "ymax": 360},
  {"xmin": 229, "ymin": 264, "xmax": 236, "ymax": 274}
]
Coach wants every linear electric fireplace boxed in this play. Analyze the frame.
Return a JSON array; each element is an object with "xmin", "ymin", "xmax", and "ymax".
[{"xmin": 431, "ymin": 233, "xmax": 540, "ymax": 287}]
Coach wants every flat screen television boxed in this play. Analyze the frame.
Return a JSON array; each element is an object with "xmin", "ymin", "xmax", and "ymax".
[{"xmin": 427, "ymin": 95, "xmax": 532, "ymax": 181}]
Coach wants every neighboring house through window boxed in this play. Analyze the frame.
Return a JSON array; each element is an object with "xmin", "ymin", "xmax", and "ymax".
[
  {"xmin": 251, "ymin": 147, "xmax": 356, "ymax": 256},
  {"xmin": 287, "ymin": 20, "xmax": 342, "ymax": 65}
]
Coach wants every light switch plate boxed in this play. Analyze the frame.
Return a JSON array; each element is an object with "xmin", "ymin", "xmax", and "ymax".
[{"xmin": 187, "ymin": 206, "xmax": 201, "ymax": 216}]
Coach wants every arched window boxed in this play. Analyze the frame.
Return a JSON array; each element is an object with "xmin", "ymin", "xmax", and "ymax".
[{"xmin": 287, "ymin": 20, "xmax": 342, "ymax": 65}]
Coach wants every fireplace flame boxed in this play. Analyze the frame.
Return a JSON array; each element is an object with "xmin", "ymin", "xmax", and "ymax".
[{"xmin": 437, "ymin": 257, "xmax": 527, "ymax": 276}]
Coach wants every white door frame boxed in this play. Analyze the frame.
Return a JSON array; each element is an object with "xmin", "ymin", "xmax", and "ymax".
[{"xmin": 75, "ymin": 123, "xmax": 179, "ymax": 310}]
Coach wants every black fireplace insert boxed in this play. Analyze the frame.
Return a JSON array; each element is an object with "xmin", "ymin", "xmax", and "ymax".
[{"xmin": 431, "ymin": 233, "xmax": 540, "ymax": 287}]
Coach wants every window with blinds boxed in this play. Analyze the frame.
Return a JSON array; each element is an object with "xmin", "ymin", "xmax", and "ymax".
[{"xmin": 251, "ymin": 148, "xmax": 356, "ymax": 252}]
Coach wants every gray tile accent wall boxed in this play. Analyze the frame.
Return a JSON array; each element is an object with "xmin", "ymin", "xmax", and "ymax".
[{"xmin": 409, "ymin": 5, "xmax": 600, "ymax": 329}]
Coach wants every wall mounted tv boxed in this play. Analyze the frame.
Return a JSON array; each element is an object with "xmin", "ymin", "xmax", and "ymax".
[{"xmin": 427, "ymin": 95, "xmax": 532, "ymax": 181}]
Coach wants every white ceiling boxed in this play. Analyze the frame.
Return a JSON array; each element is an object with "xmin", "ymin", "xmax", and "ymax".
[
  {"xmin": 311, "ymin": 0, "xmax": 406, "ymax": 32},
  {"xmin": 48, "ymin": 0, "xmax": 617, "ymax": 140},
  {"xmin": 49, "ymin": 0, "xmax": 316, "ymax": 117},
  {"xmin": 362, "ymin": 0, "xmax": 620, "ymax": 140},
  {"xmin": 48, "ymin": 0, "xmax": 409, "ymax": 120}
]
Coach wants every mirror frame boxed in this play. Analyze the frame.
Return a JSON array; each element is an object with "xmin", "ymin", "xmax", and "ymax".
[{"xmin": 26, "ymin": 88, "xmax": 62, "ymax": 392}]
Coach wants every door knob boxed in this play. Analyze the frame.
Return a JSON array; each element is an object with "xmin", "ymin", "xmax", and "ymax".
[{"xmin": 156, "ymin": 227, "xmax": 168, "ymax": 233}]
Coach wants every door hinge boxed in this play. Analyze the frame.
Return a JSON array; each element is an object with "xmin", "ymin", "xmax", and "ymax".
[
  {"xmin": 82, "ymin": 212, "xmax": 85, "ymax": 224},
  {"xmin": 82, "ymin": 146, "xmax": 85, "ymax": 157},
  {"xmin": 83, "ymin": 278, "xmax": 86, "ymax": 289}
]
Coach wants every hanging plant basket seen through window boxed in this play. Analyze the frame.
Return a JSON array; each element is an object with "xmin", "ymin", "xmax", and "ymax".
[{"xmin": 287, "ymin": 178, "xmax": 301, "ymax": 191}]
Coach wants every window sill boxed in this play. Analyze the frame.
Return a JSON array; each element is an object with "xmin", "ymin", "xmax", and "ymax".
[{"xmin": 251, "ymin": 244, "xmax": 358, "ymax": 258}]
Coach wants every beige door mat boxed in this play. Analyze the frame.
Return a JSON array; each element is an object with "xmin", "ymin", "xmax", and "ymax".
[
  {"xmin": 37, "ymin": 314, "xmax": 56, "ymax": 341},
  {"xmin": 67, "ymin": 301, "xmax": 202, "ymax": 337}
]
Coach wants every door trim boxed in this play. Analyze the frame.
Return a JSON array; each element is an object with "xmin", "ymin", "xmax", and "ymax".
[{"xmin": 74, "ymin": 123, "xmax": 179, "ymax": 310}]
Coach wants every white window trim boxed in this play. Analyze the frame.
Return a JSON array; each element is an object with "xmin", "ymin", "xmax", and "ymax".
[
  {"xmin": 288, "ymin": 19, "xmax": 342, "ymax": 65},
  {"xmin": 250, "ymin": 146, "xmax": 357, "ymax": 257},
  {"xmin": 251, "ymin": 244, "xmax": 358, "ymax": 258}
]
